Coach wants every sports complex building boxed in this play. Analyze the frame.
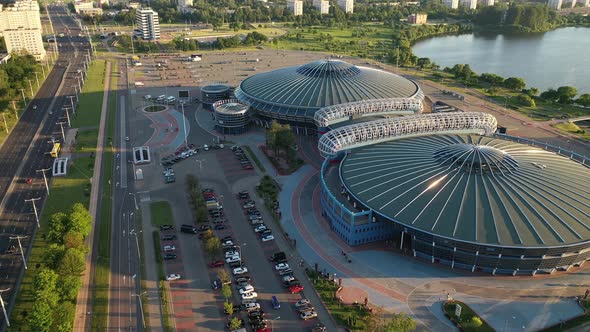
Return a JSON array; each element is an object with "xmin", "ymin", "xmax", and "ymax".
[{"xmin": 227, "ymin": 58, "xmax": 590, "ymax": 275}]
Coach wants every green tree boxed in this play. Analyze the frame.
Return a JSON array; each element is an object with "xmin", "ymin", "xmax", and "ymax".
[
  {"xmin": 47, "ymin": 212, "xmax": 68, "ymax": 243},
  {"xmin": 42, "ymin": 243, "xmax": 65, "ymax": 269},
  {"xmin": 224, "ymin": 301, "xmax": 234, "ymax": 316},
  {"xmin": 471, "ymin": 316, "xmax": 483, "ymax": 327},
  {"xmin": 58, "ymin": 275, "xmax": 82, "ymax": 301},
  {"xmin": 503, "ymin": 77, "xmax": 526, "ymax": 91},
  {"xmin": 68, "ymin": 203, "xmax": 92, "ymax": 237},
  {"xmin": 218, "ymin": 269, "xmax": 230, "ymax": 284},
  {"xmin": 540, "ymin": 88, "xmax": 559, "ymax": 101},
  {"xmin": 221, "ymin": 284, "xmax": 232, "ymax": 300},
  {"xmin": 576, "ymin": 94, "xmax": 590, "ymax": 107},
  {"xmin": 517, "ymin": 94, "xmax": 536, "ymax": 107},
  {"xmin": 228, "ymin": 316, "xmax": 242, "ymax": 330},
  {"xmin": 205, "ymin": 236, "xmax": 221, "ymax": 260},
  {"xmin": 28, "ymin": 300, "xmax": 54, "ymax": 332},
  {"xmin": 557, "ymin": 86, "xmax": 578, "ymax": 104},
  {"xmin": 380, "ymin": 313, "xmax": 416, "ymax": 332},
  {"xmin": 63, "ymin": 230, "xmax": 84, "ymax": 249},
  {"xmin": 417, "ymin": 57, "xmax": 431, "ymax": 69},
  {"xmin": 53, "ymin": 301, "xmax": 75, "ymax": 332},
  {"xmin": 58, "ymin": 248, "xmax": 86, "ymax": 276},
  {"xmin": 33, "ymin": 268, "xmax": 58, "ymax": 298}
]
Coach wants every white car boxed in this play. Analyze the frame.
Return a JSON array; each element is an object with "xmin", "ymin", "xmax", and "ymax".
[
  {"xmin": 166, "ymin": 273, "xmax": 181, "ymax": 281},
  {"xmin": 242, "ymin": 298, "xmax": 257, "ymax": 305},
  {"xmin": 233, "ymin": 267, "xmax": 248, "ymax": 275},
  {"xmin": 203, "ymin": 144, "xmax": 209, "ymax": 151},
  {"xmin": 300, "ymin": 310, "xmax": 318, "ymax": 320},
  {"xmin": 243, "ymin": 302, "xmax": 261, "ymax": 312},
  {"xmin": 254, "ymin": 225, "xmax": 267, "ymax": 233},
  {"xmin": 238, "ymin": 285, "xmax": 254, "ymax": 294},
  {"xmin": 283, "ymin": 275, "xmax": 295, "ymax": 283},
  {"xmin": 275, "ymin": 263, "xmax": 290, "ymax": 271},
  {"xmin": 241, "ymin": 292, "xmax": 258, "ymax": 300},
  {"xmin": 33, "ymin": 105, "xmax": 37, "ymax": 110},
  {"xmin": 261, "ymin": 235, "xmax": 275, "ymax": 242},
  {"xmin": 226, "ymin": 256, "xmax": 241, "ymax": 264},
  {"xmin": 295, "ymin": 299, "xmax": 311, "ymax": 308},
  {"xmin": 225, "ymin": 251, "xmax": 238, "ymax": 258},
  {"xmin": 222, "ymin": 240, "xmax": 234, "ymax": 247},
  {"xmin": 163, "ymin": 245, "xmax": 176, "ymax": 252}
]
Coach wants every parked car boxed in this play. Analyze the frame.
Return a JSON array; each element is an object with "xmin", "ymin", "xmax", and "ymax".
[
  {"xmin": 290, "ymin": 285, "xmax": 304, "ymax": 294},
  {"xmin": 271, "ymin": 296, "xmax": 280, "ymax": 309},
  {"xmin": 225, "ymin": 251, "xmax": 239, "ymax": 258},
  {"xmin": 243, "ymin": 302, "xmax": 261, "ymax": 312},
  {"xmin": 161, "ymin": 234, "xmax": 176, "ymax": 241},
  {"xmin": 213, "ymin": 218, "xmax": 226, "ymax": 224},
  {"xmin": 295, "ymin": 299, "xmax": 311, "ymax": 307},
  {"xmin": 208, "ymin": 260, "xmax": 224, "ymax": 268},
  {"xmin": 163, "ymin": 245, "xmax": 176, "ymax": 252},
  {"xmin": 279, "ymin": 268, "xmax": 293, "ymax": 276},
  {"xmin": 214, "ymin": 224, "xmax": 226, "ymax": 230},
  {"xmin": 238, "ymin": 285, "xmax": 254, "ymax": 294},
  {"xmin": 261, "ymin": 235, "xmax": 274, "ymax": 242},
  {"xmin": 299, "ymin": 305, "xmax": 315, "ymax": 313},
  {"xmin": 226, "ymin": 256, "xmax": 241, "ymax": 264},
  {"xmin": 300, "ymin": 310, "xmax": 317, "ymax": 320},
  {"xmin": 229, "ymin": 261, "xmax": 244, "ymax": 269},
  {"xmin": 242, "ymin": 298, "xmax": 257, "ymax": 306},
  {"xmin": 254, "ymin": 225, "xmax": 267, "ymax": 233},
  {"xmin": 241, "ymin": 292, "xmax": 258, "ymax": 300},
  {"xmin": 311, "ymin": 323, "xmax": 327, "ymax": 332},
  {"xmin": 243, "ymin": 202, "xmax": 255, "ymax": 209},
  {"xmin": 211, "ymin": 279, "xmax": 222, "ymax": 290},
  {"xmin": 198, "ymin": 225, "xmax": 211, "ymax": 232},
  {"xmin": 166, "ymin": 274, "xmax": 181, "ymax": 281},
  {"xmin": 160, "ymin": 225, "xmax": 174, "ymax": 231},
  {"xmin": 248, "ymin": 310, "xmax": 265, "ymax": 318},
  {"xmin": 233, "ymin": 267, "xmax": 248, "ymax": 275},
  {"xmin": 164, "ymin": 253, "xmax": 177, "ymax": 260}
]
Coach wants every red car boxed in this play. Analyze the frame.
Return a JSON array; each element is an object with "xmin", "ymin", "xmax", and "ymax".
[
  {"xmin": 243, "ymin": 165, "xmax": 254, "ymax": 170},
  {"xmin": 255, "ymin": 328, "xmax": 270, "ymax": 332},
  {"xmin": 208, "ymin": 260, "xmax": 224, "ymax": 268},
  {"xmin": 289, "ymin": 285, "xmax": 304, "ymax": 294}
]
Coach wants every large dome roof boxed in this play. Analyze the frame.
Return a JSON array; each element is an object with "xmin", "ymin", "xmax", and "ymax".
[
  {"xmin": 340, "ymin": 134, "xmax": 590, "ymax": 247},
  {"xmin": 234, "ymin": 59, "xmax": 420, "ymax": 120}
]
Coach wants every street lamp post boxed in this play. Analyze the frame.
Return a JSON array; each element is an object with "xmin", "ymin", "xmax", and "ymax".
[
  {"xmin": 181, "ymin": 103, "xmax": 188, "ymax": 147},
  {"xmin": 34, "ymin": 72, "xmax": 40, "ymax": 89},
  {"xmin": 270, "ymin": 316, "xmax": 280, "ymax": 331},
  {"xmin": 68, "ymin": 95, "xmax": 76, "ymax": 113},
  {"xmin": 57, "ymin": 121, "xmax": 67, "ymax": 142},
  {"xmin": 25, "ymin": 198, "xmax": 41, "ymax": 227},
  {"xmin": 28, "ymin": 79, "xmax": 34, "ymax": 96},
  {"xmin": 1, "ymin": 113, "xmax": 7, "ymax": 134},
  {"xmin": 20, "ymin": 89, "xmax": 26, "ymax": 106},
  {"xmin": 0, "ymin": 288, "xmax": 10, "ymax": 327},
  {"xmin": 36, "ymin": 168, "xmax": 52, "ymax": 195},
  {"xmin": 129, "ymin": 192, "xmax": 139, "ymax": 210},
  {"xmin": 9, "ymin": 236, "xmax": 28, "ymax": 270},
  {"xmin": 131, "ymin": 292, "xmax": 147, "ymax": 328},
  {"xmin": 129, "ymin": 229, "xmax": 141, "ymax": 260},
  {"xmin": 63, "ymin": 107, "xmax": 71, "ymax": 126}
]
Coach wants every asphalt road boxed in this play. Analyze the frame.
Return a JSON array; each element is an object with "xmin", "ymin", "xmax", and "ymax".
[{"xmin": 0, "ymin": 5, "xmax": 93, "ymax": 328}]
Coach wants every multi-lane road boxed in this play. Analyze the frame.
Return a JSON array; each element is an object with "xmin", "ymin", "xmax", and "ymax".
[{"xmin": 0, "ymin": 5, "xmax": 92, "ymax": 328}]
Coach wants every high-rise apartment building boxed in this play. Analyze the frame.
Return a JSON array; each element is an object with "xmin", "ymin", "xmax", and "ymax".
[
  {"xmin": 408, "ymin": 13, "xmax": 428, "ymax": 24},
  {"xmin": 136, "ymin": 8, "xmax": 160, "ymax": 40},
  {"xmin": 288, "ymin": 0, "xmax": 303, "ymax": 16},
  {"xmin": 548, "ymin": 0, "xmax": 563, "ymax": 9},
  {"xmin": 580, "ymin": 0, "xmax": 590, "ymax": 6},
  {"xmin": 313, "ymin": 0, "xmax": 330, "ymax": 14},
  {"xmin": 0, "ymin": 0, "xmax": 45, "ymax": 61},
  {"xmin": 460, "ymin": 0, "xmax": 477, "ymax": 9},
  {"xmin": 338, "ymin": 0, "xmax": 354, "ymax": 13},
  {"xmin": 443, "ymin": 0, "xmax": 459, "ymax": 9},
  {"xmin": 177, "ymin": 0, "xmax": 193, "ymax": 7},
  {"xmin": 481, "ymin": 0, "xmax": 495, "ymax": 6}
]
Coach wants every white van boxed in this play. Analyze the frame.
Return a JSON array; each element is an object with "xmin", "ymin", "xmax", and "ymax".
[
  {"xmin": 166, "ymin": 96, "xmax": 176, "ymax": 104},
  {"xmin": 144, "ymin": 94, "xmax": 152, "ymax": 100},
  {"xmin": 156, "ymin": 95, "xmax": 166, "ymax": 102}
]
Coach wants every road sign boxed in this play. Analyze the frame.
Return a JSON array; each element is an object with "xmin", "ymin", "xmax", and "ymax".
[{"xmin": 455, "ymin": 304, "xmax": 462, "ymax": 318}]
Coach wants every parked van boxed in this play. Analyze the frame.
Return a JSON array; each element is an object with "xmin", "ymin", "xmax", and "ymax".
[
  {"xmin": 180, "ymin": 224, "xmax": 197, "ymax": 234},
  {"xmin": 166, "ymin": 96, "xmax": 176, "ymax": 104},
  {"xmin": 144, "ymin": 94, "xmax": 152, "ymax": 101},
  {"xmin": 156, "ymin": 95, "xmax": 166, "ymax": 102},
  {"xmin": 271, "ymin": 295, "xmax": 281, "ymax": 309}
]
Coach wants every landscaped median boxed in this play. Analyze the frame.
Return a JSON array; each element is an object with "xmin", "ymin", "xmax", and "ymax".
[
  {"xmin": 540, "ymin": 298, "xmax": 590, "ymax": 332},
  {"xmin": 150, "ymin": 201, "xmax": 174, "ymax": 332},
  {"xmin": 442, "ymin": 300, "xmax": 493, "ymax": 332}
]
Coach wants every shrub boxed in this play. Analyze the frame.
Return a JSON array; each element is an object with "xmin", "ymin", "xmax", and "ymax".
[{"xmin": 471, "ymin": 316, "xmax": 482, "ymax": 327}]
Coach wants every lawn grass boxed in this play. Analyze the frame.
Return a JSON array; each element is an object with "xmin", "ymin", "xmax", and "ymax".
[
  {"xmin": 243, "ymin": 145, "xmax": 266, "ymax": 173},
  {"xmin": 553, "ymin": 122, "xmax": 590, "ymax": 140},
  {"xmin": 540, "ymin": 299, "xmax": 590, "ymax": 332},
  {"xmin": 91, "ymin": 60, "xmax": 117, "ymax": 331},
  {"xmin": 149, "ymin": 201, "xmax": 174, "ymax": 227},
  {"xmin": 306, "ymin": 269, "xmax": 371, "ymax": 331},
  {"xmin": 72, "ymin": 60, "xmax": 107, "ymax": 128},
  {"xmin": 443, "ymin": 300, "xmax": 494, "ymax": 332},
  {"xmin": 152, "ymin": 231, "xmax": 174, "ymax": 331},
  {"xmin": 75, "ymin": 128, "xmax": 99, "ymax": 153}
]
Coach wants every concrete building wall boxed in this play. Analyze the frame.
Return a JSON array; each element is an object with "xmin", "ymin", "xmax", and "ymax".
[
  {"xmin": 548, "ymin": 0, "xmax": 563, "ymax": 9},
  {"xmin": 313, "ymin": 0, "xmax": 330, "ymax": 14},
  {"xmin": 177, "ymin": 0, "xmax": 193, "ymax": 7},
  {"xmin": 460, "ymin": 0, "xmax": 477, "ymax": 9},
  {"xmin": 443, "ymin": 0, "xmax": 459, "ymax": 9},
  {"xmin": 288, "ymin": 0, "xmax": 303, "ymax": 16},
  {"xmin": 136, "ymin": 8, "xmax": 160, "ymax": 40},
  {"xmin": 0, "ymin": 0, "xmax": 45, "ymax": 60},
  {"xmin": 408, "ymin": 13, "xmax": 428, "ymax": 24},
  {"xmin": 338, "ymin": 0, "xmax": 354, "ymax": 13}
]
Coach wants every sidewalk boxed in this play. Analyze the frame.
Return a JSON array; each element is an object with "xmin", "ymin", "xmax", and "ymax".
[{"xmin": 74, "ymin": 61, "xmax": 111, "ymax": 330}]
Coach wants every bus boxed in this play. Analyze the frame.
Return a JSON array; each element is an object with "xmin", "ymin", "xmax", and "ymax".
[{"xmin": 50, "ymin": 143, "xmax": 61, "ymax": 158}]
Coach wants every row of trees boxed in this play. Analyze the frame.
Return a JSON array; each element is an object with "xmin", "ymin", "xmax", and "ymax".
[
  {"xmin": 28, "ymin": 203, "xmax": 92, "ymax": 331},
  {"xmin": 187, "ymin": 174, "xmax": 209, "ymax": 223},
  {"xmin": 0, "ymin": 53, "xmax": 40, "ymax": 111},
  {"xmin": 265, "ymin": 121, "xmax": 296, "ymax": 163}
]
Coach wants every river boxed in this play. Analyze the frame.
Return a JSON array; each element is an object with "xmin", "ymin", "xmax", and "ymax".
[{"xmin": 411, "ymin": 27, "xmax": 590, "ymax": 94}]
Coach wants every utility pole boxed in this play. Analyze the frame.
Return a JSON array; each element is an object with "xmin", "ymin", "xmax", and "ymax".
[
  {"xmin": 36, "ymin": 168, "xmax": 51, "ymax": 195},
  {"xmin": 76, "ymin": 77, "xmax": 82, "ymax": 92},
  {"xmin": 28, "ymin": 79, "xmax": 34, "ymax": 96},
  {"xmin": 0, "ymin": 288, "xmax": 10, "ymax": 327},
  {"xmin": 34, "ymin": 72, "xmax": 40, "ymax": 88},
  {"xmin": 57, "ymin": 121, "xmax": 67, "ymax": 142},
  {"xmin": 9, "ymin": 235, "xmax": 28, "ymax": 270},
  {"xmin": 1, "ymin": 113, "xmax": 8, "ymax": 134},
  {"xmin": 25, "ymin": 198, "xmax": 41, "ymax": 228},
  {"xmin": 181, "ymin": 103, "xmax": 188, "ymax": 147},
  {"xmin": 20, "ymin": 89, "xmax": 27, "ymax": 106},
  {"xmin": 63, "ymin": 107, "xmax": 71, "ymax": 126},
  {"xmin": 67, "ymin": 95, "xmax": 76, "ymax": 113},
  {"xmin": 131, "ymin": 292, "xmax": 147, "ymax": 328},
  {"xmin": 40, "ymin": 64, "xmax": 45, "ymax": 78},
  {"xmin": 129, "ymin": 229, "xmax": 141, "ymax": 260},
  {"xmin": 11, "ymin": 100, "xmax": 18, "ymax": 120}
]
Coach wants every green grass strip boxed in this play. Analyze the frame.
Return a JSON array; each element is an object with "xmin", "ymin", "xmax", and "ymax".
[
  {"xmin": 443, "ymin": 300, "xmax": 494, "ymax": 332},
  {"xmin": 149, "ymin": 201, "xmax": 174, "ymax": 227},
  {"xmin": 243, "ymin": 145, "xmax": 266, "ymax": 173},
  {"xmin": 91, "ymin": 60, "xmax": 117, "ymax": 331}
]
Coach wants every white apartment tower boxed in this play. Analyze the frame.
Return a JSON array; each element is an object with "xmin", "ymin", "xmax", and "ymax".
[
  {"xmin": 443, "ymin": 0, "xmax": 459, "ymax": 8},
  {"xmin": 177, "ymin": 0, "xmax": 193, "ymax": 7},
  {"xmin": 481, "ymin": 0, "xmax": 495, "ymax": 6},
  {"xmin": 460, "ymin": 0, "xmax": 477, "ymax": 9},
  {"xmin": 548, "ymin": 0, "xmax": 563, "ymax": 9},
  {"xmin": 338, "ymin": 0, "xmax": 354, "ymax": 13},
  {"xmin": 136, "ymin": 8, "xmax": 160, "ymax": 40},
  {"xmin": 581, "ymin": 0, "xmax": 590, "ymax": 6},
  {"xmin": 288, "ymin": 0, "xmax": 303, "ymax": 16},
  {"xmin": 313, "ymin": 0, "xmax": 330, "ymax": 14},
  {"xmin": 0, "ymin": 0, "xmax": 46, "ymax": 60}
]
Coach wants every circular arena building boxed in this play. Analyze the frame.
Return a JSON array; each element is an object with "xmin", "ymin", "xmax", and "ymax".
[
  {"xmin": 320, "ymin": 130, "xmax": 590, "ymax": 275},
  {"xmin": 213, "ymin": 99, "xmax": 250, "ymax": 134},
  {"xmin": 201, "ymin": 84, "xmax": 231, "ymax": 110},
  {"xmin": 234, "ymin": 59, "xmax": 424, "ymax": 131}
]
